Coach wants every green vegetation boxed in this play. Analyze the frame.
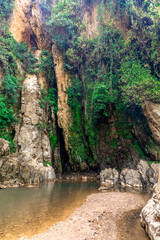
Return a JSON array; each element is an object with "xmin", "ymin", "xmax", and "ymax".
[
  {"xmin": 1, "ymin": 0, "xmax": 160, "ymax": 169},
  {"xmin": 36, "ymin": 122, "xmax": 57, "ymax": 153},
  {"xmin": 120, "ymin": 58, "xmax": 160, "ymax": 106},
  {"xmin": 39, "ymin": 88, "xmax": 58, "ymax": 114},
  {"xmin": 132, "ymin": 140, "xmax": 146, "ymax": 159},
  {"xmin": 44, "ymin": 161, "xmax": 52, "ymax": 166},
  {"xmin": 39, "ymin": 51, "xmax": 55, "ymax": 85},
  {"xmin": 147, "ymin": 161, "xmax": 159, "ymax": 166},
  {"xmin": 45, "ymin": 0, "xmax": 160, "ymax": 167},
  {"xmin": 0, "ymin": 1, "xmax": 38, "ymax": 145},
  {"xmin": 0, "ymin": 0, "xmax": 14, "ymax": 20},
  {"xmin": 0, "ymin": 95, "xmax": 15, "ymax": 132}
]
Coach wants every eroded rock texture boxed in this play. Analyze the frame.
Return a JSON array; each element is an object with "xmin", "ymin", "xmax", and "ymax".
[
  {"xmin": 0, "ymin": 74, "xmax": 55, "ymax": 186},
  {"xmin": 143, "ymin": 102, "xmax": 160, "ymax": 145},
  {"xmin": 9, "ymin": 0, "xmax": 32, "ymax": 46},
  {"xmin": 100, "ymin": 160, "xmax": 157, "ymax": 189},
  {"xmin": 0, "ymin": 153, "xmax": 20, "ymax": 188},
  {"xmin": 100, "ymin": 168, "xmax": 119, "ymax": 186},
  {"xmin": 52, "ymin": 44, "xmax": 72, "ymax": 153},
  {"xmin": 1, "ymin": 0, "xmax": 56, "ymax": 186},
  {"xmin": 0, "ymin": 138, "xmax": 9, "ymax": 157},
  {"xmin": 16, "ymin": 74, "xmax": 55, "ymax": 184},
  {"xmin": 141, "ymin": 187, "xmax": 160, "ymax": 240}
]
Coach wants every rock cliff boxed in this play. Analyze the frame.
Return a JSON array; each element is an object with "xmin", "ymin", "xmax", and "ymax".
[
  {"xmin": 0, "ymin": 0, "xmax": 160, "ymax": 188},
  {"xmin": 17, "ymin": 74, "xmax": 55, "ymax": 184},
  {"xmin": 9, "ymin": 0, "xmax": 32, "ymax": 46},
  {"xmin": 2, "ymin": 1, "xmax": 160, "ymax": 239},
  {"xmin": 140, "ymin": 102, "xmax": 160, "ymax": 240},
  {"xmin": 0, "ymin": 73, "xmax": 55, "ymax": 187},
  {"xmin": 143, "ymin": 101, "xmax": 160, "ymax": 152},
  {"xmin": 52, "ymin": 44, "xmax": 72, "ymax": 153},
  {"xmin": 141, "ymin": 187, "xmax": 160, "ymax": 240}
]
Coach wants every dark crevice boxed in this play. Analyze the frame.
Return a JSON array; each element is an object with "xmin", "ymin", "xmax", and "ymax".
[
  {"xmin": 53, "ymin": 113, "xmax": 70, "ymax": 173},
  {"xmin": 30, "ymin": 33, "xmax": 38, "ymax": 49},
  {"xmin": 57, "ymin": 125, "xmax": 70, "ymax": 173}
]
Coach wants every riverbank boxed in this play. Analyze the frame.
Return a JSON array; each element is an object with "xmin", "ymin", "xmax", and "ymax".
[{"xmin": 23, "ymin": 191, "xmax": 149, "ymax": 240}]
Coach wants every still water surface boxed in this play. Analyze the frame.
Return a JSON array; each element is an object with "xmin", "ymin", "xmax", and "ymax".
[
  {"xmin": 0, "ymin": 181, "xmax": 151, "ymax": 240},
  {"xmin": 0, "ymin": 181, "xmax": 99, "ymax": 240}
]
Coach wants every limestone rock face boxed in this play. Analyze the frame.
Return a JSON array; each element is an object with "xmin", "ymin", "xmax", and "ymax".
[
  {"xmin": 100, "ymin": 160, "xmax": 158, "ymax": 189},
  {"xmin": 120, "ymin": 168, "xmax": 142, "ymax": 188},
  {"xmin": 29, "ymin": 1, "xmax": 50, "ymax": 50},
  {"xmin": 137, "ymin": 160, "xmax": 156, "ymax": 186},
  {"xmin": 17, "ymin": 74, "xmax": 49, "ymax": 162},
  {"xmin": 0, "ymin": 138, "xmax": 10, "ymax": 157},
  {"xmin": 16, "ymin": 74, "xmax": 55, "ymax": 184},
  {"xmin": 18, "ymin": 159, "xmax": 55, "ymax": 185},
  {"xmin": 52, "ymin": 44, "xmax": 72, "ymax": 152},
  {"xmin": 0, "ymin": 153, "xmax": 21, "ymax": 187},
  {"xmin": 143, "ymin": 102, "xmax": 160, "ymax": 145},
  {"xmin": 141, "ymin": 103, "xmax": 160, "ymax": 239},
  {"xmin": 141, "ymin": 187, "xmax": 160, "ymax": 240},
  {"xmin": 7, "ymin": 0, "xmax": 56, "ymax": 186},
  {"xmin": 137, "ymin": 160, "xmax": 150, "ymax": 182},
  {"xmin": 10, "ymin": 0, "xmax": 50, "ymax": 49},
  {"xmin": 9, "ymin": 0, "xmax": 32, "ymax": 46},
  {"xmin": 83, "ymin": 0, "xmax": 98, "ymax": 38},
  {"xmin": 151, "ymin": 163, "xmax": 160, "ymax": 182},
  {"xmin": 100, "ymin": 168, "xmax": 119, "ymax": 186}
]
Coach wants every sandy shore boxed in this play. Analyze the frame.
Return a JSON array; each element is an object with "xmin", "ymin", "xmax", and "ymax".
[{"xmin": 22, "ymin": 192, "xmax": 148, "ymax": 240}]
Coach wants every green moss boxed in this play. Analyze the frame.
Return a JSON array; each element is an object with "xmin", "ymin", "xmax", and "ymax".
[
  {"xmin": 147, "ymin": 161, "xmax": 159, "ymax": 166},
  {"xmin": 133, "ymin": 141, "xmax": 146, "ymax": 159},
  {"xmin": 44, "ymin": 161, "xmax": 51, "ymax": 167}
]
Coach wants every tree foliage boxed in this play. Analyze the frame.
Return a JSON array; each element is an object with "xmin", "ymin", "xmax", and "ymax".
[
  {"xmin": 46, "ymin": 0, "xmax": 160, "ymax": 167},
  {"xmin": 120, "ymin": 58, "xmax": 160, "ymax": 106}
]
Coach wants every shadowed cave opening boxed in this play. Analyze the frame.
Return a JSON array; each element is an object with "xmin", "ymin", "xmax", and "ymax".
[{"xmin": 57, "ymin": 126, "xmax": 70, "ymax": 173}]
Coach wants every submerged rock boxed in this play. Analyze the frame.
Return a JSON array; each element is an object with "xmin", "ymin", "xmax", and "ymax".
[{"xmin": 141, "ymin": 187, "xmax": 160, "ymax": 240}]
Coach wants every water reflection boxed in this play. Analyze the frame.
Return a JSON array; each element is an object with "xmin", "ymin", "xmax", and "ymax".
[{"xmin": 0, "ymin": 181, "xmax": 99, "ymax": 240}]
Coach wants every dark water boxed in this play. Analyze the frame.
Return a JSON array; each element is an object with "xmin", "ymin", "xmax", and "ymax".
[{"xmin": 0, "ymin": 181, "xmax": 99, "ymax": 240}]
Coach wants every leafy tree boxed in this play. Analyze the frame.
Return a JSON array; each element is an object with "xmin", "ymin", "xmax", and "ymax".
[
  {"xmin": 120, "ymin": 58, "xmax": 160, "ymax": 106},
  {"xmin": 0, "ymin": 95, "xmax": 15, "ymax": 131},
  {"xmin": 92, "ymin": 82, "xmax": 117, "ymax": 120}
]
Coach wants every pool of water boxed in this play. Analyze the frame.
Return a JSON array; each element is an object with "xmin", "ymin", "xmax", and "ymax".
[{"xmin": 0, "ymin": 181, "xmax": 99, "ymax": 240}]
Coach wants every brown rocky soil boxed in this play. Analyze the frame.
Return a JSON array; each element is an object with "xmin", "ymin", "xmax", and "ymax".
[{"xmin": 23, "ymin": 191, "xmax": 147, "ymax": 240}]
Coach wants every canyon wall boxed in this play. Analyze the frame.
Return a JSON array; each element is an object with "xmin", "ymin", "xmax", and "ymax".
[{"xmin": 0, "ymin": 0, "xmax": 160, "ymax": 187}]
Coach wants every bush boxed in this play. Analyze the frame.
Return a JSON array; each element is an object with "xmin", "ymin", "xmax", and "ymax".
[
  {"xmin": 0, "ymin": 95, "xmax": 15, "ymax": 131},
  {"xmin": 120, "ymin": 58, "xmax": 160, "ymax": 106}
]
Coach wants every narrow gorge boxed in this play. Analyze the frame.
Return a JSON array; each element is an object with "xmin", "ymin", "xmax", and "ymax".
[{"xmin": 0, "ymin": 0, "xmax": 160, "ymax": 239}]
